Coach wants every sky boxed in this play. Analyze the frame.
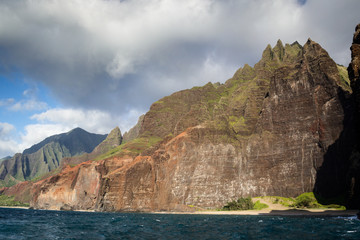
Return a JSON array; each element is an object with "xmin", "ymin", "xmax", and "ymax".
[{"xmin": 0, "ymin": 0, "xmax": 359, "ymax": 158}]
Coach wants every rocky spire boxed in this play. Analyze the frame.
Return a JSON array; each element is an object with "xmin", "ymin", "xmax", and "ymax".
[{"xmin": 349, "ymin": 24, "xmax": 360, "ymax": 108}]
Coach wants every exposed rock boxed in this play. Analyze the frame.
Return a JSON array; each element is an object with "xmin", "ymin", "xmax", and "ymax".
[
  {"xmin": 29, "ymin": 38, "xmax": 354, "ymax": 211},
  {"xmin": 123, "ymin": 115, "xmax": 144, "ymax": 142},
  {"xmin": 346, "ymin": 23, "xmax": 360, "ymax": 208},
  {"xmin": 0, "ymin": 181, "xmax": 33, "ymax": 203},
  {"xmin": 31, "ymin": 162, "xmax": 102, "ymax": 211}
]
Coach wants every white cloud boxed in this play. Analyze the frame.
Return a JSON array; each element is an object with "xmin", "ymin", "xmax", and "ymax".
[
  {"xmin": 0, "ymin": 139, "xmax": 20, "ymax": 158},
  {"xmin": 0, "ymin": 0, "xmax": 359, "ymax": 156},
  {"xmin": 8, "ymin": 98, "xmax": 48, "ymax": 111},
  {"xmin": 0, "ymin": 87, "xmax": 48, "ymax": 112},
  {"xmin": 0, "ymin": 122, "xmax": 20, "ymax": 157},
  {"xmin": 30, "ymin": 108, "xmax": 122, "ymax": 134},
  {"xmin": 18, "ymin": 123, "xmax": 71, "ymax": 152},
  {"xmin": 0, "ymin": 98, "xmax": 15, "ymax": 107},
  {"xmin": 0, "ymin": 122, "xmax": 15, "ymax": 138},
  {"xmin": 0, "ymin": 106, "xmax": 143, "ymax": 157},
  {"xmin": 19, "ymin": 107, "xmax": 142, "ymax": 151}
]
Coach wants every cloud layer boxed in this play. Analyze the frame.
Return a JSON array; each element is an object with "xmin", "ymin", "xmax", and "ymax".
[
  {"xmin": 0, "ymin": 0, "xmax": 359, "ymax": 156},
  {"xmin": 1, "ymin": 0, "xmax": 358, "ymax": 113}
]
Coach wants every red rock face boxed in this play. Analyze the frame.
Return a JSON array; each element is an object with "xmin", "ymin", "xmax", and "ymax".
[
  {"xmin": 31, "ymin": 162, "xmax": 102, "ymax": 211},
  {"xmin": 30, "ymin": 39, "xmax": 352, "ymax": 211}
]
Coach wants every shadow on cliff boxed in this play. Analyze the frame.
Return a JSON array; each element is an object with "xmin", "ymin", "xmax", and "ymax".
[{"xmin": 313, "ymin": 87, "xmax": 359, "ymax": 209}]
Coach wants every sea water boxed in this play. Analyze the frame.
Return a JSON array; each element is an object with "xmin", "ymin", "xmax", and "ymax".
[{"xmin": 0, "ymin": 208, "xmax": 359, "ymax": 239}]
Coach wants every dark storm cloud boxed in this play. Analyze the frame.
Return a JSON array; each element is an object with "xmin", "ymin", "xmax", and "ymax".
[{"xmin": 0, "ymin": 0, "xmax": 359, "ymax": 118}]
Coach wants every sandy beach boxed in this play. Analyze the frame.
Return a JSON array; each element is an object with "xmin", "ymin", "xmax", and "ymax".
[
  {"xmin": 154, "ymin": 197, "xmax": 359, "ymax": 216},
  {"xmin": 0, "ymin": 206, "xmax": 30, "ymax": 210},
  {"xmin": 153, "ymin": 209, "xmax": 359, "ymax": 216},
  {"xmin": 1, "ymin": 204, "xmax": 358, "ymax": 217},
  {"xmin": 34, "ymin": 208, "xmax": 360, "ymax": 216}
]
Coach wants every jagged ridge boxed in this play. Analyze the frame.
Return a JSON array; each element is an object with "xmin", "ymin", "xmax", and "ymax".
[{"xmin": 27, "ymin": 38, "xmax": 355, "ymax": 212}]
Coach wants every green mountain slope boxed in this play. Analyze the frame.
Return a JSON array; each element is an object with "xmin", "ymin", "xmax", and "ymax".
[
  {"xmin": 0, "ymin": 128, "xmax": 107, "ymax": 187},
  {"xmin": 62, "ymin": 127, "xmax": 123, "ymax": 166}
]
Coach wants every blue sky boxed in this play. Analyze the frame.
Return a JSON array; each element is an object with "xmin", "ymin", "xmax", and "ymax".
[{"xmin": 0, "ymin": 0, "xmax": 359, "ymax": 158}]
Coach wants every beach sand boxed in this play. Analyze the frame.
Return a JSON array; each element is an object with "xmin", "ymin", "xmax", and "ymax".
[
  {"xmin": 153, "ymin": 209, "xmax": 358, "ymax": 216},
  {"xmin": 154, "ymin": 197, "xmax": 359, "ymax": 216}
]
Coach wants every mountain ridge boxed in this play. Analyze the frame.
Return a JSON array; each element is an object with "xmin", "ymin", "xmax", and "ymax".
[
  {"xmin": 0, "ymin": 127, "xmax": 107, "ymax": 187},
  {"xmin": 27, "ymin": 36, "xmax": 356, "ymax": 211}
]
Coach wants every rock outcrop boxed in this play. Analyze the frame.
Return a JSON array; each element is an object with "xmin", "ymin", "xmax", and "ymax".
[
  {"xmin": 346, "ymin": 24, "xmax": 360, "ymax": 208},
  {"xmin": 30, "ymin": 39, "xmax": 353, "ymax": 211},
  {"xmin": 123, "ymin": 115, "xmax": 144, "ymax": 143}
]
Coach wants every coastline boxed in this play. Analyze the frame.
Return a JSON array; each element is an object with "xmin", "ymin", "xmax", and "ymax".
[
  {"xmin": 0, "ymin": 206, "xmax": 29, "ymax": 210},
  {"xmin": 153, "ymin": 209, "xmax": 359, "ymax": 216},
  {"xmin": 0, "ymin": 205, "xmax": 357, "ymax": 217}
]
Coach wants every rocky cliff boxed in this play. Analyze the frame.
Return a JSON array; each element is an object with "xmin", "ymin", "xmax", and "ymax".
[
  {"xmin": 346, "ymin": 24, "xmax": 360, "ymax": 208},
  {"xmin": 123, "ymin": 115, "xmax": 144, "ymax": 143},
  {"xmin": 0, "ymin": 128, "xmax": 107, "ymax": 187},
  {"xmin": 30, "ymin": 38, "xmax": 353, "ymax": 211}
]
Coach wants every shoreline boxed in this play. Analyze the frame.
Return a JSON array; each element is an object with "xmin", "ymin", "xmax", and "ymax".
[
  {"xmin": 153, "ymin": 209, "xmax": 359, "ymax": 216},
  {"xmin": 0, "ymin": 205, "xmax": 358, "ymax": 217},
  {"xmin": 0, "ymin": 206, "xmax": 29, "ymax": 210}
]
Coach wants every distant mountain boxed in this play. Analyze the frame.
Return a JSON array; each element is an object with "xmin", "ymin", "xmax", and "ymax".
[
  {"xmin": 62, "ymin": 127, "xmax": 122, "ymax": 166},
  {"xmin": 0, "ymin": 128, "xmax": 107, "ymax": 187},
  {"xmin": 0, "ymin": 156, "xmax": 11, "ymax": 163}
]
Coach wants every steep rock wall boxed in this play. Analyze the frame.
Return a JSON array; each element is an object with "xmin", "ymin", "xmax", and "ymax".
[
  {"xmin": 347, "ymin": 24, "xmax": 360, "ymax": 208},
  {"xmin": 30, "ymin": 39, "xmax": 351, "ymax": 211}
]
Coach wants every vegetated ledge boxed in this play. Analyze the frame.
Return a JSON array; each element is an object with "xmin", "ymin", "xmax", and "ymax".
[
  {"xmin": 155, "ymin": 194, "xmax": 357, "ymax": 216},
  {"xmin": 0, "ymin": 194, "xmax": 29, "ymax": 208}
]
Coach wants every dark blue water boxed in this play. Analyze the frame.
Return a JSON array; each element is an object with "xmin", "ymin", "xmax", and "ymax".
[{"xmin": 0, "ymin": 208, "xmax": 359, "ymax": 239}]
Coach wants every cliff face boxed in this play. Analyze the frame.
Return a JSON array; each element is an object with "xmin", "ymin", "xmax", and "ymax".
[
  {"xmin": 30, "ymin": 39, "xmax": 352, "ymax": 211},
  {"xmin": 122, "ymin": 115, "xmax": 144, "ymax": 143},
  {"xmin": 347, "ymin": 24, "xmax": 360, "ymax": 208}
]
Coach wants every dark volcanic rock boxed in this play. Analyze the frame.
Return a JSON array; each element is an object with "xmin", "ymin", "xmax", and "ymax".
[
  {"xmin": 346, "ymin": 24, "xmax": 360, "ymax": 208},
  {"xmin": 30, "ymin": 39, "xmax": 352, "ymax": 211}
]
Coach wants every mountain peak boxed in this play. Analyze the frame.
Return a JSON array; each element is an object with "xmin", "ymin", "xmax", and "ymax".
[
  {"xmin": 260, "ymin": 40, "xmax": 302, "ymax": 64},
  {"xmin": 273, "ymin": 39, "xmax": 285, "ymax": 61},
  {"xmin": 91, "ymin": 127, "xmax": 122, "ymax": 156},
  {"xmin": 22, "ymin": 127, "xmax": 106, "ymax": 155},
  {"xmin": 68, "ymin": 127, "xmax": 85, "ymax": 134}
]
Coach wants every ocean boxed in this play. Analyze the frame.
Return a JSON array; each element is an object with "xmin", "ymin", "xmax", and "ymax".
[{"xmin": 0, "ymin": 208, "xmax": 359, "ymax": 239}]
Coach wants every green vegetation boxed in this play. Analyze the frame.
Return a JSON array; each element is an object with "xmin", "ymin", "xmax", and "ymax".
[
  {"xmin": 0, "ymin": 178, "xmax": 19, "ymax": 188},
  {"xmin": 31, "ymin": 167, "xmax": 63, "ymax": 183},
  {"xmin": 268, "ymin": 196, "xmax": 295, "ymax": 207},
  {"xmin": 95, "ymin": 136, "xmax": 162, "ymax": 160},
  {"xmin": 253, "ymin": 200, "xmax": 269, "ymax": 210},
  {"xmin": 337, "ymin": 65, "xmax": 352, "ymax": 92},
  {"xmin": 222, "ymin": 193, "xmax": 346, "ymax": 211},
  {"xmin": 222, "ymin": 197, "xmax": 254, "ymax": 211},
  {"xmin": 292, "ymin": 192, "xmax": 319, "ymax": 208},
  {"xmin": 0, "ymin": 195, "xmax": 29, "ymax": 207},
  {"xmin": 291, "ymin": 192, "xmax": 345, "ymax": 209}
]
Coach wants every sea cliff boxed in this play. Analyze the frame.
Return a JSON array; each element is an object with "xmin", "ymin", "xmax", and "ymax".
[{"xmin": 28, "ymin": 36, "xmax": 356, "ymax": 211}]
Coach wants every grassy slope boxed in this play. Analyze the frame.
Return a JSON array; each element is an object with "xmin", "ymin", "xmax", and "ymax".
[{"xmin": 0, "ymin": 195, "xmax": 29, "ymax": 207}]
